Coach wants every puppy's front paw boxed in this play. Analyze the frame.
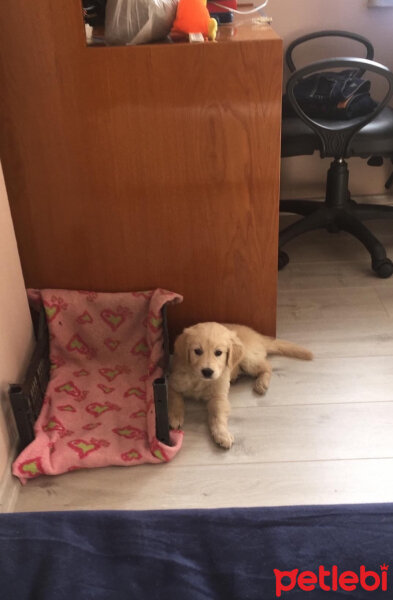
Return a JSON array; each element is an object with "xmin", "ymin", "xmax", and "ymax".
[
  {"xmin": 212, "ymin": 429, "xmax": 234, "ymax": 450},
  {"xmin": 168, "ymin": 411, "xmax": 184, "ymax": 430}
]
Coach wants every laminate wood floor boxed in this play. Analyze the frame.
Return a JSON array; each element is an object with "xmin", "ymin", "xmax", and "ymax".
[{"xmin": 14, "ymin": 199, "xmax": 393, "ymax": 512}]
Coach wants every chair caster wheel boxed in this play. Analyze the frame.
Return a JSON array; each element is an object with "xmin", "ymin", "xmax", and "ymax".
[
  {"xmin": 372, "ymin": 258, "xmax": 393, "ymax": 279},
  {"xmin": 278, "ymin": 250, "xmax": 289, "ymax": 270}
]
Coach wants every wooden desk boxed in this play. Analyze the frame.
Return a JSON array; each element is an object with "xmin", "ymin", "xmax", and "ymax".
[{"xmin": 0, "ymin": 2, "xmax": 282, "ymax": 338}]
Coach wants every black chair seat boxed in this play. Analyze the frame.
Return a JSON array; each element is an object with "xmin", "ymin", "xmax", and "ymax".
[{"xmin": 282, "ymin": 106, "xmax": 393, "ymax": 158}]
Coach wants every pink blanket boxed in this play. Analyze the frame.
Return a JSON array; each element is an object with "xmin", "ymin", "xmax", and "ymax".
[{"xmin": 13, "ymin": 288, "xmax": 183, "ymax": 483}]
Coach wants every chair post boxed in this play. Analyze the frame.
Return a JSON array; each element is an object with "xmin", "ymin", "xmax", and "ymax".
[{"xmin": 325, "ymin": 159, "xmax": 349, "ymax": 208}]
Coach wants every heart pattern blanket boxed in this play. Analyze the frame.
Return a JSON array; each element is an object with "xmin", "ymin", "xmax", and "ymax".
[{"xmin": 13, "ymin": 288, "xmax": 183, "ymax": 483}]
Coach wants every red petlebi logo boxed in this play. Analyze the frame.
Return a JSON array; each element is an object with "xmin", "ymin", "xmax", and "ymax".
[{"xmin": 274, "ymin": 564, "xmax": 389, "ymax": 597}]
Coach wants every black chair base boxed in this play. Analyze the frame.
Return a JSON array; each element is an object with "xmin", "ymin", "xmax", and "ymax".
[{"xmin": 279, "ymin": 159, "xmax": 393, "ymax": 278}]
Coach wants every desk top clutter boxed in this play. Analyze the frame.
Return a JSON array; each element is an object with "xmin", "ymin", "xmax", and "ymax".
[
  {"xmin": 13, "ymin": 288, "xmax": 183, "ymax": 483},
  {"xmin": 87, "ymin": 0, "xmax": 272, "ymax": 45}
]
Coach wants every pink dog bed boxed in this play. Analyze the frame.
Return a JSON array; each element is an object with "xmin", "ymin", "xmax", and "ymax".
[{"xmin": 13, "ymin": 288, "xmax": 183, "ymax": 483}]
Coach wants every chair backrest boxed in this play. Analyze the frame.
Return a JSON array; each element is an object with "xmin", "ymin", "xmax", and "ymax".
[
  {"xmin": 286, "ymin": 57, "xmax": 393, "ymax": 159},
  {"xmin": 286, "ymin": 30, "xmax": 374, "ymax": 75}
]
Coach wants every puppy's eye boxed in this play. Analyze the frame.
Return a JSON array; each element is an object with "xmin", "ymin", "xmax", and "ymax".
[
  {"xmin": 194, "ymin": 348, "xmax": 203, "ymax": 356},
  {"xmin": 214, "ymin": 350, "xmax": 223, "ymax": 357}
]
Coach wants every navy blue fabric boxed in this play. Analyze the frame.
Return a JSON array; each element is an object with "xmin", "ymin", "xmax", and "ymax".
[{"xmin": 0, "ymin": 504, "xmax": 392, "ymax": 599}]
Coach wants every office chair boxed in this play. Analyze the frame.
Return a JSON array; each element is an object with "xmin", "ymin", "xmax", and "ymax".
[{"xmin": 279, "ymin": 31, "xmax": 393, "ymax": 278}]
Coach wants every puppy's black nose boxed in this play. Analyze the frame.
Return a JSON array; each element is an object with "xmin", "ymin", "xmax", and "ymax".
[{"xmin": 201, "ymin": 368, "xmax": 214, "ymax": 379}]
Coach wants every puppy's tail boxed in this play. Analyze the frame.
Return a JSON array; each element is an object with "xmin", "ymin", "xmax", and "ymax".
[{"xmin": 267, "ymin": 338, "xmax": 313, "ymax": 361}]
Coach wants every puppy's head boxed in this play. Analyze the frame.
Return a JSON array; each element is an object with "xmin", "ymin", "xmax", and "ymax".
[{"xmin": 174, "ymin": 322, "xmax": 244, "ymax": 381}]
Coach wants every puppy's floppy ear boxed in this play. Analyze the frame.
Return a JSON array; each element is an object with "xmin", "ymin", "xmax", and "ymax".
[
  {"xmin": 227, "ymin": 332, "xmax": 244, "ymax": 371},
  {"xmin": 174, "ymin": 328, "xmax": 192, "ymax": 364}
]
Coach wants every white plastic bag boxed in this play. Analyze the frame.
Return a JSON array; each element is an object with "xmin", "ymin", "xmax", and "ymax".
[{"xmin": 105, "ymin": 0, "xmax": 178, "ymax": 45}]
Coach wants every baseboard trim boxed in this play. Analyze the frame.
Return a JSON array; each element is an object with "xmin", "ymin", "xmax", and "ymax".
[
  {"xmin": 0, "ymin": 446, "xmax": 20, "ymax": 513},
  {"xmin": 280, "ymin": 193, "xmax": 393, "ymax": 205}
]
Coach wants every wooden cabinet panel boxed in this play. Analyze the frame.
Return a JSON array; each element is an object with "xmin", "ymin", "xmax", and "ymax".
[{"xmin": 0, "ymin": 1, "xmax": 282, "ymax": 338}]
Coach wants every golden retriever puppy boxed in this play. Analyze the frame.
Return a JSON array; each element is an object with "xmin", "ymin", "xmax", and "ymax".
[{"xmin": 168, "ymin": 322, "xmax": 312, "ymax": 449}]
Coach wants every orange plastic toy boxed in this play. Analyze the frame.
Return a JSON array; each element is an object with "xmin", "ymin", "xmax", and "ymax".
[{"xmin": 171, "ymin": 0, "xmax": 218, "ymax": 41}]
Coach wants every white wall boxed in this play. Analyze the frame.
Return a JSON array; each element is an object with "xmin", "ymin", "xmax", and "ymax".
[
  {"xmin": 0, "ymin": 161, "xmax": 34, "ymax": 486},
  {"xmin": 267, "ymin": 0, "xmax": 393, "ymax": 197}
]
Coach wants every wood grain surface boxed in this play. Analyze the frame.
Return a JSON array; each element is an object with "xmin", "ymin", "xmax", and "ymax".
[{"xmin": 0, "ymin": 1, "xmax": 282, "ymax": 338}]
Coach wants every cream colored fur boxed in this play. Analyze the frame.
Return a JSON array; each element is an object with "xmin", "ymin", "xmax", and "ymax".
[{"xmin": 168, "ymin": 322, "xmax": 313, "ymax": 449}]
